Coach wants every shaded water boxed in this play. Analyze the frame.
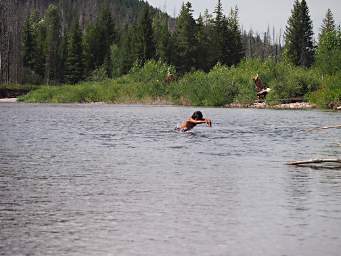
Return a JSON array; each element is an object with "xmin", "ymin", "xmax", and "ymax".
[{"xmin": 1, "ymin": 103, "xmax": 341, "ymax": 256}]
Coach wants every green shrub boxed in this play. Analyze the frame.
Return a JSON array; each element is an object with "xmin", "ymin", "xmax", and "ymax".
[
  {"xmin": 308, "ymin": 73, "xmax": 341, "ymax": 108},
  {"xmin": 172, "ymin": 64, "xmax": 239, "ymax": 106},
  {"xmin": 129, "ymin": 60, "xmax": 176, "ymax": 84},
  {"xmin": 19, "ymin": 58, "xmax": 339, "ymax": 108},
  {"xmin": 87, "ymin": 66, "xmax": 109, "ymax": 82}
]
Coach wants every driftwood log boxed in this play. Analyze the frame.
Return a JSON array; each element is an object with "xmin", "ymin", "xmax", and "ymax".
[
  {"xmin": 306, "ymin": 125, "xmax": 341, "ymax": 132},
  {"xmin": 288, "ymin": 159, "xmax": 341, "ymax": 165}
]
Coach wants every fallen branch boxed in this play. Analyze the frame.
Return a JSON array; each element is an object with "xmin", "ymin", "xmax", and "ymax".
[{"xmin": 288, "ymin": 158, "xmax": 341, "ymax": 165}]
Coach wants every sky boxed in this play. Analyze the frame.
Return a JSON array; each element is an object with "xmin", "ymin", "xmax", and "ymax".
[{"xmin": 147, "ymin": 0, "xmax": 341, "ymax": 40}]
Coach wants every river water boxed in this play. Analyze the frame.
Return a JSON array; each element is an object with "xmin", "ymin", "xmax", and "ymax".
[{"xmin": 0, "ymin": 103, "xmax": 341, "ymax": 256}]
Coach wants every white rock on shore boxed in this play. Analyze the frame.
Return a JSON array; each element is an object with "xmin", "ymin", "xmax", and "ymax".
[{"xmin": 0, "ymin": 98, "xmax": 17, "ymax": 103}]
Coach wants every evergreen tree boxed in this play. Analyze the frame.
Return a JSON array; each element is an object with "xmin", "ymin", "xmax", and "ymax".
[
  {"xmin": 97, "ymin": 5, "xmax": 115, "ymax": 66},
  {"xmin": 196, "ymin": 14, "xmax": 210, "ymax": 71},
  {"xmin": 32, "ymin": 13, "xmax": 47, "ymax": 78},
  {"xmin": 59, "ymin": 33, "xmax": 68, "ymax": 83},
  {"xmin": 173, "ymin": 2, "xmax": 197, "ymax": 73},
  {"xmin": 319, "ymin": 9, "xmax": 336, "ymax": 39},
  {"xmin": 316, "ymin": 23, "xmax": 341, "ymax": 74},
  {"xmin": 22, "ymin": 14, "xmax": 35, "ymax": 70},
  {"xmin": 118, "ymin": 25, "xmax": 136, "ymax": 74},
  {"xmin": 45, "ymin": 4, "xmax": 62, "ymax": 84},
  {"xmin": 300, "ymin": 0, "xmax": 314, "ymax": 67},
  {"xmin": 64, "ymin": 19, "xmax": 84, "ymax": 84},
  {"xmin": 226, "ymin": 7, "xmax": 244, "ymax": 65},
  {"xmin": 202, "ymin": 8, "xmax": 216, "ymax": 69},
  {"xmin": 110, "ymin": 44, "xmax": 121, "ymax": 78},
  {"xmin": 133, "ymin": 5, "xmax": 156, "ymax": 64},
  {"xmin": 212, "ymin": 0, "xmax": 226, "ymax": 64},
  {"xmin": 83, "ymin": 23, "xmax": 98, "ymax": 73},
  {"xmin": 284, "ymin": 0, "xmax": 301, "ymax": 65},
  {"xmin": 153, "ymin": 13, "xmax": 171, "ymax": 63},
  {"xmin": 203, "ymin": 9, "xmax": 213, "ymax": 27},
  {"xmin": 284, "ymin": 0, "xmax": 314, "ymax": 67},
  {"xmin": 83, "ymin": 5, "xmax": 115, "ymax": 76},
  {"xmin": 22, "ymin": 10, "xmax": 46, "ymax": 81}
]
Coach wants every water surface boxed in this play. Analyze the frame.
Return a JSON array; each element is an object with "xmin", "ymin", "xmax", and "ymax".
[{"xmin": 1, "ymin": 104, "xmax": 341, "ymax": 255}]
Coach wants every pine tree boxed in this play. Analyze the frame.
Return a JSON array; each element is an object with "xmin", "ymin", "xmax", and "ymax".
[
  {"xmin": 133, "ymin": 5, "xmax": 156, "ymax": 64},
  {"xmin": 45, "ymin": 4, "xmax": 62, "ymax": 84},
  {"xmin": 22, "ymin": 14, "xmax": 35, "ymax": 70},
  {"xmin": 196, "ymin": 14, "xmax": 210, "ymax": 71},
  {"xmin": 64, "ymin": 19, "xmax": 84, "ymax": 84},
  {"xmin": 153, "ymin": 13, "xmax": 171, "ymax": 63},
  {"xmin": 83, "ymin": 5, "xmax": 115, "ymax": 76},
  {"xmin": 300, "ymin": 0, "xmax": 314, "ymax": 67},
  {"xmin": 173, "ymin": 2, "xmax": 197, "ymax": 73},
  {"xmin": 284, "ymin": 0, "xmax": 302, "ymax": 65},
  {"xmin": 284, "ymin": 0, "xmax": 314, "ymax": 67},
  {"xmin": 316, "ymin": 13, "xmax": 341, "ymax": 74},
  {"xmin": 83, "ymin": 23, "xmax": 98, "ymax": 73},
  {"xmin": 22, "ymin": 10, "xmax": 46, "ymax": 81},
  {"xmin": 212, "ymin": 0, "xmax": 226, "ymax": 64},
  {"xmin": 97, "ymin": 5, "xmax": 115, "ymax": 67},
  {"xmin": 32, "ymin": 13, "xmax": 46, "ymax": 78},
  {"xmin": 118, "ymin": 25, "xmax": 136, "ymax": 74},
  {"xmin": 226, "ymin": 7, "xmax": 244, "ymax": 65},
  {"xmin": 320, "ymin": 9, "xmax": 336, "ymax": 39}
]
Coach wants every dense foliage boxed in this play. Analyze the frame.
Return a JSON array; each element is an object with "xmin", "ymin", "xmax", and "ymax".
[
  {"xmin": 18, "ymin": 58, "xmax": 336, "ymax": 108},
  {"xmin": 18, "ymin": 0, "xmax": 341, "ymax": 109},
  {"xmin": 21, "ymin": 1, "xmax": 244, "ymax": 84}
]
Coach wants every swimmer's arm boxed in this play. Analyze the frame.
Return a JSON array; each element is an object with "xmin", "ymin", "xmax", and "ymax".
[{"xmin": 188, "ymin": 118, "xmax": 212, "ymax": 127}]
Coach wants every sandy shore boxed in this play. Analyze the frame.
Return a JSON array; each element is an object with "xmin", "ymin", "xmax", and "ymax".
[{"xmin": 0, "ymin": 98, "xmax": 17, "ymax": 103}]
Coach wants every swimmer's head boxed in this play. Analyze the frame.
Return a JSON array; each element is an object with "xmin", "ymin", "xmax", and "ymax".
[{"xmin": 192, "ymin": 111, "xmax": 203, "ymax": 120}]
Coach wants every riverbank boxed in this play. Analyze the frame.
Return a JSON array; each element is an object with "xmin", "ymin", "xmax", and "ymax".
[
  {"xmin": 3, "ymin": 98, "xmax": 323, "ymax": 111},
  {"xmin": 226, "ymin": 102, "xmax": 317, "ymax": 110},
  {"xmin": 10, "ymin": 60, "xmax": 341, "ymax": 109}
]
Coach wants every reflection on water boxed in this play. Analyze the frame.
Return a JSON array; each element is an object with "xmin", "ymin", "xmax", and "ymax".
[{"xmin": 0, "ymin": 104, "xmax": 341, "ymax": 256}]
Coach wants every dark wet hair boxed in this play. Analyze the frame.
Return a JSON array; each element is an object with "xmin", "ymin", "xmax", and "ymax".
[{"xmin": 192, "ymin": 111, "xmax": 203, "ymax": 120}]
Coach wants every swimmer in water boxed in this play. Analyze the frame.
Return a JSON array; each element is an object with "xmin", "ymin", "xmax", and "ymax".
[{"xmin": 176, "ymin": 111, "xmax": 212, "ymax": 132}]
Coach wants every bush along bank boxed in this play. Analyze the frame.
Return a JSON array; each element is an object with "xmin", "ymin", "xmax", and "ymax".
[
  {"xmin": 19, "ymin": 59, "xmax": 341, "ymax": 109},
  {"xmin": 0, "ymin": 84, "xmax": 39, "ymax": 98}
]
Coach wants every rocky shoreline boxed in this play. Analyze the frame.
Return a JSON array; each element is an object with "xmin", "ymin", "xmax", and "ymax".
[
  {"xmin": 226, "ymin": 102, "xmax": 317, "ymax": 110},
  {"xmin": 1, "ymin": 98, "xmax": 340, "ymax": 111}
]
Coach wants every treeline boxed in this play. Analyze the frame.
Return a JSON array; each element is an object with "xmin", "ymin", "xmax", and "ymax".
[
  {"xmin": 8, "ymin": 0, "xmax": 341, "ymax": 109},
  {"xmin": 21, "ymin": 0, "xmax": 246, "ymax": 84},
  {"xmin": 0, "ymin": 0, "xmax": 156, "ymax": 84},
  {"xmin": 19, "ymin": 0, "xmax": 341, "ymax": 109}
]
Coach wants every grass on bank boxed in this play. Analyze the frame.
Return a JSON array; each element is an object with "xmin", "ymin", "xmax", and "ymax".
[{"xmin": 18, "ymin": 59, "xmax": 341, "ymax": 108}]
